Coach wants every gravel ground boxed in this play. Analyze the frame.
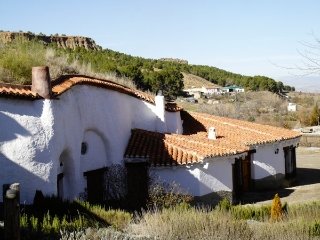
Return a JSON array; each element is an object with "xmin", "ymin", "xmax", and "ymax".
[{"xmin": 243, "ymin": 147, "xmax": 320, "ymax": 205}]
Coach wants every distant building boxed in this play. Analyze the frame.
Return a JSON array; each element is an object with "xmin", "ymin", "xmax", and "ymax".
[
  {"xmin": 287, "ymin": 103, "xmax": 297, "ymax": 112},
  {"xmin": 184, "ymin": 85, "xmax": 221, "ymax": 97},
  {"xmin": 201, "ymin": 86, "xmax": 221, "ymax": 95},
  {"xmin": 222, "ymin": 85, "xmax": 245, "ymax": 93}
]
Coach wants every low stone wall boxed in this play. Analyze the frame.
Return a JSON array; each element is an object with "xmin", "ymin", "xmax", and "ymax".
[{"xmin": 299, "ymin": 134, "xmax": 320, "ymax": 147}]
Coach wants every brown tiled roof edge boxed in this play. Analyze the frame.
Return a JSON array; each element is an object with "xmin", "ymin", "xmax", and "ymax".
[
  {"xmin": 0, "ymin": 75, "xmax": 182, "ymax": 112},
  {"xmin": 0, "ymin": 83, "xmax": 37, "ymax": 99}
]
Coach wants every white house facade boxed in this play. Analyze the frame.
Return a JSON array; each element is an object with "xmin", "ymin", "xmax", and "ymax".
[{"xmin": 0, "ymin": 67, "xmax": 301, "ymax": 205}]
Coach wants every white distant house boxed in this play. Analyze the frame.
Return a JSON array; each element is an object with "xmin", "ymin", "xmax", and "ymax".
[
  {"xmin": 222, "ymin": 85, "xmax": 245, "ymax": 93},
  {"xmin": 0, "ymin": 67, "xmax": 301, "ymax": 205},
  {"xmin": 287, "ymin": 103, "xmax": 297, "ymax": 112},
  {"xmin": 184, "ymin": 85, "xmax": 221, "ymax": 98}
]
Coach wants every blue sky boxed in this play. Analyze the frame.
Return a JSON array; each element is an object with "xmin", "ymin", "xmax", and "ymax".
[{"xmin": 1, "ymin": 0, "xmax": 319, "ymax": 89}]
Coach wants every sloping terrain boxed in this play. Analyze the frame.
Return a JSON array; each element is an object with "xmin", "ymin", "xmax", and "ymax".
[{"xmin": 182, "ymin": 72, "xmax": 221, "ymax": 89}]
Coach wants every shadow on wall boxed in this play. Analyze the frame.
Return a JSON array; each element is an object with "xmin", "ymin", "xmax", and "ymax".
[
  {"xmin": 0, "ymin": 112, "xmax": 48, "ymax": 205},
  {"xmin": 0, "ymin": 152, "xmax": 49, "ymax": 206},
  {"xmin": 0, "ymin": 100, "xmax": 43, "ymax": 118},
  {"xmin": 0, "ymin": 112, "xmax": 31, "ymax": 142}
]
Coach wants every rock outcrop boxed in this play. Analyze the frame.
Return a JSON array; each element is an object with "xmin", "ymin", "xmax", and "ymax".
[
  {"xmin": 0, "ymin": 31, "xmax": 102, "ymax": 50},
  {"xmin": 159, "ymin": 58, "xmax": 188, "ymax": 64}
]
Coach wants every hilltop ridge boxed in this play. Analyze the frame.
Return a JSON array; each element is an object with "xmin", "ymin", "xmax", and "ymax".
[{"xmin": 0, "ymin": 31, "xmax": 102, "ymax": 50}]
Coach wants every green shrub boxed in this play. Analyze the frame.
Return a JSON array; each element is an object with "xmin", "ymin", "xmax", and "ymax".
[
  {"xmin": 30, "ymin": 216, "xmax": 39, "ymax": 231},
  {"xmin": 231, "ymin": 204, "xmax": 270, "ymax": 221},
  {"xmin": 0, "ymin": 38, "xmax": 46, "ymax": 84},
  {"xmin": 309, "ymin": 221, "xmax": 320, "ymax": 237},
  {"xmin": 217, "ymin": 197, "xmax": 231, "ymax": 211},
  {"xmin": 20, "ymin": 213, "xmax": 29, "ymax": 228},
  {"xmin": 76, "ymin": 201, "xmax": 132, "ymax": 230},
  {"xmin": 147, "ymin": 180, "xmax": 193, "ymax": 209}
]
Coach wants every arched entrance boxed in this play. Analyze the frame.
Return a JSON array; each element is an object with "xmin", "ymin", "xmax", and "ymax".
[
  {"xmin": 57, "ymin": 149, "xmax": 76, "ymax": 200},
  {"xmin": 80, "ymin": 130, "xmax": 108, "ymax": 204}
]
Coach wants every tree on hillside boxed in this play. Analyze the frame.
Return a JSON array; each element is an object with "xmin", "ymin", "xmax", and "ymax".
[
  {"xmin": 119, "ymin": 65, "xmax": 145, "ymax": 89},
  {"xmin": 277, "ymin": 81, "xmax": 284, "ymax": 92},
  {"xmin": 151, "ymin": 68, "xmax": 184, "ymax": 100},
  {"xmin": 309, "ymin": 104, "xmax": 320, "ymax": 126}
]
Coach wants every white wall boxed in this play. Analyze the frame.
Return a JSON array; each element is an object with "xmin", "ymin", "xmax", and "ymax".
[
  {"xmin": 0, "ymin": 85, "xmax": 182, "ymax": 203},
  {"xmin": 251, "ymin": 140, "xmax": 299, "ymax": 180},
  {"xmin": 151, "ymin": 157, "xmax": 234, "ymax": 196},
  {"xmin": 0, "ymin": 99, "xmax": 56, "ymax": 202},
  {"xmin": 251, "ymin": 144, "xmax": 285, "ymax": 180},
  {"xmin": 287, "ymin": 103, "xmax": 297, "ymax": 112}
]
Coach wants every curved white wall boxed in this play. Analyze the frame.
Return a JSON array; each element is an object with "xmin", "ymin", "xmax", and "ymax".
[
  {"xmin": 78, "ymin": 130, "xmax": 108, "ymax": 198},
  {"xmin": 0, "ymin": 85, "xmax": 182, "ymax": 203}
]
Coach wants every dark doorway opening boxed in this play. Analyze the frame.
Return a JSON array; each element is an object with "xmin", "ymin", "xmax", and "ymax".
[
  {"xmin": 284, "ymin": 146, "xmax": 297, "ymax": 179},
  {"xmin": 232, "ymin": 154, "xmax": 252, "ymax": 202},
  {"xmin": 83, "ymin": 167, "xmax": 108, "ymax": 204},
  {"xmin": 57, "ymin": 173, "xmax": 64, "ymax": 199},
  {"xmin": 125, "ymin": 162, "xmax": 149, "ymax": 210}
]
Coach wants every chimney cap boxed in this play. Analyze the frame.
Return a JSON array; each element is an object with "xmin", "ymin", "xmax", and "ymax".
[
  {"xmin": 208, "ymin": 127, "xmax": 217, "ymax": 140},
  {"xmin": 157, "ymin": 90, "xmax": 163, "ymax": 96},
  {"xmin": 31, "ymin": 66, "xmax": 52, "ymax": 99}
]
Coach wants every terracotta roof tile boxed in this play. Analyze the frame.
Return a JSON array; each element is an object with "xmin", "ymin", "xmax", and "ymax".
[
  {"xmin": 0, "ymin": 75, "xmax": 182, "ymax": 112},
  {"xmin": 0, "ymin": 83, "xmax": 37, "ymax": 98},
  {"xmin": 125, "ymin": 111, "xmax": 301, "ymax": 167}
]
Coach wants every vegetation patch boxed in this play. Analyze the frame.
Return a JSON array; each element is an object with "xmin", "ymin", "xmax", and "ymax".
[{"xmin": 1, "ymin": 196, "xmax": 320, "ymax": 239}]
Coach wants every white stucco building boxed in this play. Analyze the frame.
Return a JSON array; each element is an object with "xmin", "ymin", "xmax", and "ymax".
[
  {"xmin": 287, "ymin": 102, "xmax": 297, "ymax": 112},
  {"xmin": 0, "ymin": 67, "xmax": 301, "ymax": 205}
]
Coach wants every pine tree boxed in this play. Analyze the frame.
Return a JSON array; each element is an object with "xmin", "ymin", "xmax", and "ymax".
[{"xmin": 270, "ymin": 193, "xmax": 283, "ymax": 222}]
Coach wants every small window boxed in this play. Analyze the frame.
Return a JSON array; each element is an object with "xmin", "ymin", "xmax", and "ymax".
[{"xmin": 81, "ymin": 142, "xmax": 88, "ymax": 155}]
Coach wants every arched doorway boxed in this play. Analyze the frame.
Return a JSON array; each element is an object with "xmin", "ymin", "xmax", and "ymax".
[
  {"xmin": 57, "ymin": 149, "xmax": 76, "ymax": 200},
  {"xmin": 80, "ymin": 130, "xmax": 108, "ymax": 204}
]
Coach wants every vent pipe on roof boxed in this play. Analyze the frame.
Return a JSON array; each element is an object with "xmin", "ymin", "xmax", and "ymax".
[
  {"xmin": 208, "ymin": 127, "xmax": 217, "ymax": 140},
  {"xmin": 31, "ymin": 66, "xmax": 52, "ymax": 99},
  {"xmin": 155, "ymin": 90, "xmax": 167, "ymax": 133}
]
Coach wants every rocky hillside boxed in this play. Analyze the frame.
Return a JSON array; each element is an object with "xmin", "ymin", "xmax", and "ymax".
[{"xmin": 0, "ymin": 31, "xmax": 102, "ymax": 50}]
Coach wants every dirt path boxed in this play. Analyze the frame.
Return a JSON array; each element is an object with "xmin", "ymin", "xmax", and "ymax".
[{"xmin": 243, "ymin": 147, "xmax": 320, "ymax": 205}]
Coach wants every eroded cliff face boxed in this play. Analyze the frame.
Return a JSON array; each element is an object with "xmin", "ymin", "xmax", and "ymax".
[{"xmin": 0, "ymin": 31, "xmax": 102, "ymax": 50}]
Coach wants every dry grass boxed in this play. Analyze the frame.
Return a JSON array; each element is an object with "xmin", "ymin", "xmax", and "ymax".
[
  {"xmin": 126, "ymin": 201, "xmax": 320, "ymax": 240},
  {"xmin": 45, "ymin": 49, "xmax": 138, "ymax": 90},
  {"xmin": 129, "ymin": 208, "xmax": 253, "ymax": 240},
  {"xmin": 179, "ymin": 91, "xmax": 320, "ymax": 129},
  {"xmin": 182, "ymin": 72, "xmax": 221, "ymax": 89},
  {"xmin": 179, "ymin": 91, "xmax": 293, "ymax": 128},
  {"xmin": 0, "ymin": 42, "xmax": 137, "ymax": 90},
  {"xmin": 17, "ymin": 199, "xmax": 320, "ymax": 239}
]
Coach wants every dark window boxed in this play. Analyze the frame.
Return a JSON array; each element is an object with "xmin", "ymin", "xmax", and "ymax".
[
  {"xmin": 81, "ymin": 142, "xmax": 88, "ymax": 155},
  {"xmin": 83, "ymin": 167, "xmax": 107, "ymax": 204},
  {"xmin": 126, "ymin": 162, "xmax": 149, "ymax": 210}
]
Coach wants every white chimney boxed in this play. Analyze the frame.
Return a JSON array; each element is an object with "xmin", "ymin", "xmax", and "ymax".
[
  {"xmin": 155, "ymin": 91, "xmax": 167, "ymax": 133},
  {"xmin": 208, "ymin": 127, "xmax": 217, "ymax": 140}
]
